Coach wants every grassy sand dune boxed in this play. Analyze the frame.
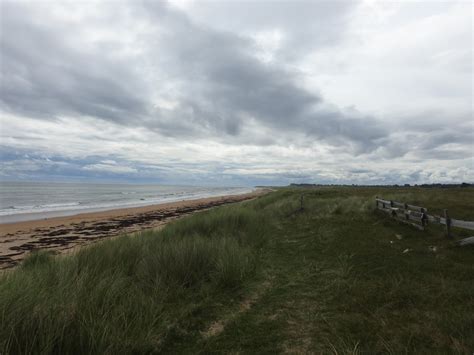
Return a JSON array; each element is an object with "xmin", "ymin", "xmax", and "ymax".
[
  {"xmin": 0, "ymin": 191, "xmax": 264, "ymax": 269},
  {"xmin": 1, "ymin": 187, "xmax": 473, "ymax": 353}
]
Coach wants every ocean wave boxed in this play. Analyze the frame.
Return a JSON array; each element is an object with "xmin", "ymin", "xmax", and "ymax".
[
  {"xmin": 36, "ymin": 202, "xmax": 81, "ymax": 209},
  {"xmin": 0, "ymin": 202, "xmax": 81, "ymax": 216},
  {"xmin": 0, "ymin": 186, "xmax": 256, "ymax": 218}
]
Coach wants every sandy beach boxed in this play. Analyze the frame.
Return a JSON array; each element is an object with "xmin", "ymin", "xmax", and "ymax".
[{"xmin": 0, "ymin": 190, "xmax": 268, "ymax": 269}]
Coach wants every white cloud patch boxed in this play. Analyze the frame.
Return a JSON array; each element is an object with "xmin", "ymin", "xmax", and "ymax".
[
  {"xmin": 83, "ymin": 163, "xmax": 137, "ymax": 174},
  {"xmin": 251, "ymin": 29, "xmax": 285, "ymax": 63}
]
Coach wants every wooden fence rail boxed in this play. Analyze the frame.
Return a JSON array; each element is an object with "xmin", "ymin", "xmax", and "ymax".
[{"xmin": 375, "ymin": 197, "xmax": 474, "ymax": 239}]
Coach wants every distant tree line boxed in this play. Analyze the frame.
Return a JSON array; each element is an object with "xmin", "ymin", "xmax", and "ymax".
[{"xmin": 286, "ymin": 182, "xmax": 473, "ymax": 188}]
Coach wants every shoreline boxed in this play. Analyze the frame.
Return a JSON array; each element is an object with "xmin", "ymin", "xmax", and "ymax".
[
  {"xmin": 0, "ymin": 189, "xmax": 269, "ymax": 269},
  {"xmin": 0, "ymin": 188, "xmax": 256, "ymax": 224}
]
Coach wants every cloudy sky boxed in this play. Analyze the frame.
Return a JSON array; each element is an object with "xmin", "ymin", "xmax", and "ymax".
[{"xmin": 0, "ymin": 0, "xmax": 472, "ymax": 186}]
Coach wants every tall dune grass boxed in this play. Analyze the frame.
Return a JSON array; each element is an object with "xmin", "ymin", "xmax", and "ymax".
[{"xmin": 0, "ymin": 203, "xmax": 271, "ymax": 353}]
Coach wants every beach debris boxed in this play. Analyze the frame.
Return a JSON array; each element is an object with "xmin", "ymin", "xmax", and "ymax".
[
  {"xmin": 402, "ymin": 248, "xmax": 411, "ymax": 254},
  {"xmin": 0, "ymin": 194, "xmax": 258, "ymax": 270},
  {"xmin": 456, "ymin": 236, "xmax": 474, "ymax": 247},
  {"xmin": 428, "ymin": 246, "xmax": 437, "ymax": 252},
  {"xmin": 395, "ymin": 234, "xmax": 403, "ymax": 240}
]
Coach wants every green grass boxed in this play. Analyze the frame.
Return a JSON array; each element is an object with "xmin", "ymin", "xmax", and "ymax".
[
  {"xmin": 1, "ymin": 187, "xmax": 473, "ymax": 353},
  {"xmin": 0, "ymin": 205, "xmax": 271, "ymax": 354}
]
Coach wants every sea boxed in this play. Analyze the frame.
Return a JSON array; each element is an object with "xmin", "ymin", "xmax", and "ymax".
[{"xmin": 0, "ymin": 181, "xmax": 255, "ymax": 223}]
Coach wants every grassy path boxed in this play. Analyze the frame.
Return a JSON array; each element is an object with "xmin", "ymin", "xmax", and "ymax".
[{"xmin": 194, "ymin": 189, "xmax": 474, "ymax": 353}]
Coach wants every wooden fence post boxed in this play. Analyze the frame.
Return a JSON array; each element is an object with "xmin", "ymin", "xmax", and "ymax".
[
  {"xmin": 444, "ymin": 209, "xmax": 452, "ymax": 239},
  {"xmin": 389, "ymin": 200, "xmax": 397, "ymax": 217},
  {"xmin": 300, "ymin": 194, "xmax": 304, "ymax": 211}
]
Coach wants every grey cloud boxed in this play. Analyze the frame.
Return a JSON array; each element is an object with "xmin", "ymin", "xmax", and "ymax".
[
  {"xmin": 349, "ymin": 168, "xmax": 372, "ymax": 174},
  {"xmin": 415, "ymin": 149, "xmax": 472, "ymax": 161},
  {"xmin": 2, "ymin": 0, "xmax": 469, "ymax": 168},
  {"xmin": 135, "ymin": 1, "xmax": 388, "ymax": 151},
  {"xmin": 1, "ymin": 0, "xmax": 388, "ymax": 153},
  {"xmin": 181, "ymin": 0, "xmax": 359, "ymax": 58},
  {"xmin": 417, "ymin": 131, "xmax": 473, "ymax": 150},
  {"xmin": 366, "ymin": 115, "xmax": 473, "ymax": 160},
  {"xmin": 0, "ymin": 2, "xmax": 149, "ymax": 122}
]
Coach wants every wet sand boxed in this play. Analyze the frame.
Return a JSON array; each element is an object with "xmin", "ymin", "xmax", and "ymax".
[{"xmin": 0, "ymin": 190, "xmax": 268, "ymax": 269}]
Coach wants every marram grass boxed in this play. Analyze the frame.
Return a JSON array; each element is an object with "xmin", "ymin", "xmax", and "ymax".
[{"xmin": 0, "ymin": 203, "xmax": 271, "ymax": 354}]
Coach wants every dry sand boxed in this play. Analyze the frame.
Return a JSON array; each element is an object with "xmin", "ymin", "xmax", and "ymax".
[{"xmin": 0, "ymin": 190, "xmax": 268, "ymax": 269}]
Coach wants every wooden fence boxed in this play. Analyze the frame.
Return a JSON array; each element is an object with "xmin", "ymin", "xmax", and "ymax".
[{"xmin": 375, "ymin": 197, "xmax": 474, "ymax": 239}]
